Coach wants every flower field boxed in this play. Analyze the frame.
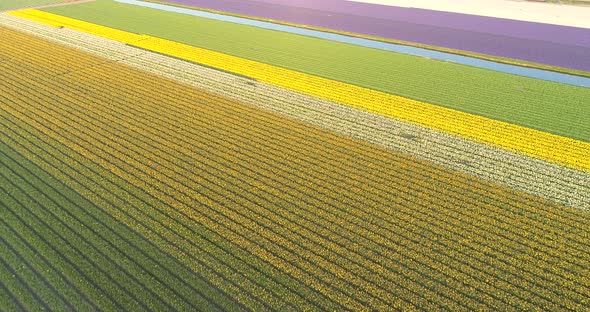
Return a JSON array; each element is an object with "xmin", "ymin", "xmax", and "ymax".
[
  {"xmin": 11, "ymin": 8, "xmax": 590, "ymax": 173},
  {"xmin": 1, "ymin": 0, "xmax": 590, "ymax": 310},
  {"xmin": 0, "ymin": 0, "xmax": 69, "ymax": 11},
  {"xmin": 39, "ymin": 0, "xmax": 590, "ymax": 141},
  {"xmin": 1, "ymin": 13, "xmax": 588, "ymax": 210},
  {"xmin": 154, "ymin": 0, "xmax": 590, "ymax": 72}
]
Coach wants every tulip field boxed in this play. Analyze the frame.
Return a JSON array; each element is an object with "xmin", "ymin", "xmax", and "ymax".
[
  {"xmin": 149, "ymin": 0, "xmax": 590, "ymax": 72},
  {"xmin": 9, "ymin": 8, "xmax": 590, "ymax": 174},
  {"xmin": 1, "ymin": 0, "xmax": 590, "ymax": 310}
]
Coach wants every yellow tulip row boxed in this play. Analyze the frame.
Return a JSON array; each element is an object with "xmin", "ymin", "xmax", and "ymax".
[{"xmin": 11, "ymin": 9, "xmax": 590, "ymax": 173}]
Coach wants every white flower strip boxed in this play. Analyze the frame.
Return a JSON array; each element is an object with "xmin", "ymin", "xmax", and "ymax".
[{"xmin": 1, "ymin": 13, "xmax": 588, "ymax": 210}]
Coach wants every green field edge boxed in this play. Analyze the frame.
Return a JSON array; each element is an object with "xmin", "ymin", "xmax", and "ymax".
[
  {"xmin": 144, "ymin": 0, "xmax": 590, "ymax": 79},
  {"xmin": 0, "ymin": 139, "xmax": 242, "ymax": 311},
  {"xmin": 40, "ymin": 0, "xmax": 590, "ymax": 143},
  {"xmin": 0, "ymin": 0, "xmax": 68, "ymax": 12}
]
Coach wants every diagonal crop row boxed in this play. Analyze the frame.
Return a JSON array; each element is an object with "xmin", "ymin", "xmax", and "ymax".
[
  {"xmin": 1, "ymin": 14, "xmax": 588, "ymax": 211},
  {"xmin": 0, "ymin": 142, "xmax": 239, "ymax": 311},
  {"xmin": 8, "ymin": 10, "xmax": 590, "ymax": 172},
  {"xmin": 1, "ymin": 33, "xmax": 590, "ymax": 310}
]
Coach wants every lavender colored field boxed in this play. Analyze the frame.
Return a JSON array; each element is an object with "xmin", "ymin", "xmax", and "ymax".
[
  {"xmin": 242, "ymin": 0, "xmax": 590, "ymax": 46},
  {"xmin": 161, "ymin": 0, "xmax": 590, "ymax": 72}
]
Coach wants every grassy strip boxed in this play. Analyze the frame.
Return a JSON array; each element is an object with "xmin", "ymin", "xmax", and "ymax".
[
  {"xmin": 7, "ymin": 16, "xmax": 586, "ymax": 210},
  {"xmin": 42, "ymin": 0, "xmax": 590, "ymax": 142},
  {"xmin": 0, "ymin": 0, "xmax": 62, "ymax": 11},
  {"xmin": 144, "ymin": 0, "xmax": 590, "ymax": 79}
]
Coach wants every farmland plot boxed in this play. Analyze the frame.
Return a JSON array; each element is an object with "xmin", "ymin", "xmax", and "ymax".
[
  {"xmin": 42, "ymin": 0, "xmax": 590, "ymax": 142},
  {"xmin": 1, "ymin": 26, "xmax": 590, "ymax": 310},
  {"xmin": 12, "ymin": 8, "xmax": 590, "ymax": 174},
  {"xmin": 1, "ymin": 13, "xmax": 587, "ymax": 211},
  {"xmin": 0, "ymin": 0, "xmax": 68, "ymax": 11}
]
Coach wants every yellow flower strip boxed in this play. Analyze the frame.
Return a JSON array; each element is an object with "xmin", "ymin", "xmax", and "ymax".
[{"xmin": 11, "ymin": 9, "xmax": 590, "ymax": 173}]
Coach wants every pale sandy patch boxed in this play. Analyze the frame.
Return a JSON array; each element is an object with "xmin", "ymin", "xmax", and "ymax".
[{"xmin": 349, "ymin": 0, "xmax": 590, "ymax": 28}]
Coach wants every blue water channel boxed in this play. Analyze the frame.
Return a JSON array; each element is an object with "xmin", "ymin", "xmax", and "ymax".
[{"xmin": 117, "ymin": 0, "xmax": 590, "ymax": 88}]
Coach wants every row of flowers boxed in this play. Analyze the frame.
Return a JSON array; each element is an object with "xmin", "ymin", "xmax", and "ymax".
[
  {"xmin": 11, "ymin": 11, "xmax": 590, "ymax": 213},
  {"xmin": 3, "ymin": 16, "xmax": 589, "ymax": 310},
  {"xmin": 4, "ymin": 44, "xmax": 590, "ymax": 309}
]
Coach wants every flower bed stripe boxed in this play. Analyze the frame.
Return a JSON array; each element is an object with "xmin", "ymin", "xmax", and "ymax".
[{"xmin": 10, "ymin": 9, "xmax": 590, "ymax": 173}]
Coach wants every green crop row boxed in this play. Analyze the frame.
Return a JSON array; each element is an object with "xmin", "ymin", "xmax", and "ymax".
[{"xmin": 0, "ymin": 141, "xmax": 240, "ymax": 311}]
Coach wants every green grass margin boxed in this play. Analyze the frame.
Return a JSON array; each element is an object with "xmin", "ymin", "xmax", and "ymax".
[
  {"xmin": 0, "ymin": 0, "xmax": 66, "ymax": 11},
  {"xmin": 144, "ymin": 0, "xmax": 590, "ymax": 79}
]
